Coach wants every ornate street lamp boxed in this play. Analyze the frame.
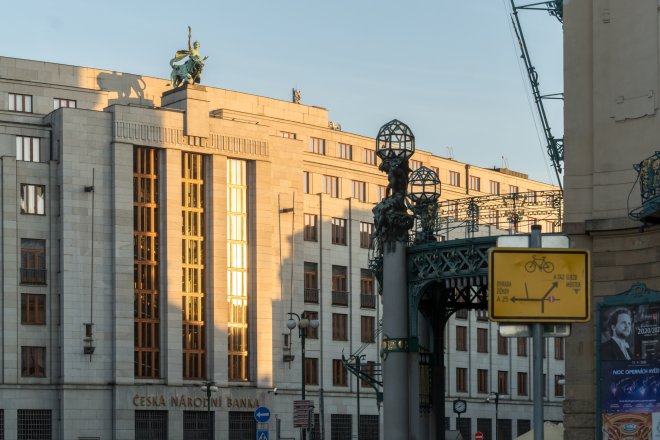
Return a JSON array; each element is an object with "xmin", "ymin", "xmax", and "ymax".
[
  {"xmin": 408, "ymin": 166, "xmax": 441, "ymax": 243},
  {"xmin": 375, "ymin": 119, "xmax": 415, "ymax": 162},
  {"xmin": 287, "ymin": 312, "xmax": 320, "ymax": 440},
  {"xmin": 200, "ymin": 380, "xmax": 219, "ymax": 440}
]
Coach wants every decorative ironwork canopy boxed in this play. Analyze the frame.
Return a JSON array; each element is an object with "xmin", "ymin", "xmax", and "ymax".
[{"xmin": 630, "ymin": 151, "xmax": 660, "ymax": 223}]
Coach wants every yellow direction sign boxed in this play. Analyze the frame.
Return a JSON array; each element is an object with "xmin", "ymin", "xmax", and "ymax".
[{"xmin": 488, "ymin": 248, "xmax": 590, "ymax": 322}]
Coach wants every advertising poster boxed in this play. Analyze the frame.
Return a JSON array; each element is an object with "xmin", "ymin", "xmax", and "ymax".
[{"xmin": 599, "ymin": 303, "xmax": 660, "ymax": 440}]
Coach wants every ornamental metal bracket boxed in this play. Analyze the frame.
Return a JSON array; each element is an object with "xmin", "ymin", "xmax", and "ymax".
[{"xmin": 381, "ymin": 335, "xmax": 419, "ymax": 359}]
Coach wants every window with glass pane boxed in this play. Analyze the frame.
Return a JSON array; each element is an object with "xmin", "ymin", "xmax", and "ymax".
[
  {"xmin": 498, "ymin": 370, "xmax": 508, "ymax": 394},
  {"xmin": 332, "ymin": 359, "xmax": 347, "ymax": 386},
  {"xmin": 363, "ymin": 148, "xmax": 376, "ymax": 165},
  {"xmin": 304, "ymin": 311, "xmax": 319, "ymax": 339},
  {"xmin": 305, "ymin": 357, "xmax": 318, "ymax": 385},
  {"xmin": 304, "ymin": 262, "xmax": 319, "ymax": 303},
  {"xmin": 9, "ymin": 93, "xmax": 32, "ymax": 112},
  {"xmin": 360, "ymin": 222, "xmax": 373, "ymax": 249},
  {"xmin": 361, "ymin": 316, "xmax": 375, "ymax": 343},
  {"xmin": 227, "ymin": 158, "xmax": 249, "ymax": 381},
  {"xmin": 332, "ymin": 265, "xmax": 348, "ymax": 306},
  {"xmin": 134, "ymin": 146, "xmax": 161, "ymax": 378},
  {"xmin": 352, "ymin": 180, "xmax": 367, "ymax": 202},
  {"xmin": 477, "ymin": 328, "xmax": 488, "ymax": 353},
  {"xmin": 332, "ymin": 313, "xmax": 348, "ymax": 340},
  {"xmin": 360, "ymin": 269, "xmax": 375, "ymax": 308},
  {"xmin": 20, "ymin": 239, "xmax": 46, "ymax": 285},
  {"xmin": 331, "ymin": 218, "xmax": 347, "ymax": 245},
  {"xmin": 20, "ymin": 184, "xmax": 45, "ymax": 215},
  {"xmin": 477, "ymin": 369, "xmax": 488, "ymax": 393},
  {"xmin": 280, "ymin": 131, "xmax": 297, "ymax": 139},
  {"xmin": 449, "ymin": 171, "xmax": 460, "ymax": 187},
  {"xmin": 304, "ymin": 214, "xmax": 318, "ymax": 241},
  {"xmin": 21, "ymin": 346, "xmax": 46, "ymax": 377},
  {"xmin": 377, "ymin": 185, "xmax": 386, "ymax": 201},
  {"xmin": 338, "ymin": 143, "xmax": 352, "ymax": 160},
  {"xmin": 497, "ymin": 333, "xmax": 508, "ymax": 354},
  {"xmin": 456, "ymin": 326, "xmax": 467, "ymax": 351},
  {"xmin": 309, "ymin": 137, "xmax": 326, "ymax": 154},
  {"xmin": 509, "ymin": 185, "xmax": 519, "ymax": 194},
  {"xmin": 554, "ymin": 337, "xmax": 564, "ymax": 360},
  {"xmin": 16, "ymin": 136, "xmax": 40, "ymax": 162},
  {"xmin": 323, "ymin": 175, "xmax": 339, "ymax": 197},
  {"xmin": 456, "ymin": 367, "xmax": 467, "ymax": 392},
  {"xmin": 53, "ymin": 98, "xmax": 77, "ymax": 109},
  {"xmin": 517, "ymin": 337, "xmax": 527, "ymax": 356},
  {"xmin": 303, "ymin": 171, "xmax": 311, "ymax": 194},
  {"xmin": 470, "ymin": 175, "xmax": 481, "ymax": 191},
  {"xmin": 21, "ymin": 294, "xmax": 46, "ymax": 325},
  {"xmin": 554, "ymin": 375, "xmax": 565, "ymax": 397},
  {"xmin": 518, "ymin": 372, "xmax": 528, "ymax": 395},
  {"xmin": 489, "ymin": 180, "xmax": 500, "ymax": 194},
  {"xmin": 410, "ymin": 159, "xmax": 422, "ymax": 171}
]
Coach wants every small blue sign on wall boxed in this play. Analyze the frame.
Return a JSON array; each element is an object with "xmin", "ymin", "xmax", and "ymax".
[
  {"xmin": 256, "ymin": 430, "xmax": 269, "ymax": 440},
  {"xmin": 254, "ymin": 406, "xmax": 271, "ymax": 423}
]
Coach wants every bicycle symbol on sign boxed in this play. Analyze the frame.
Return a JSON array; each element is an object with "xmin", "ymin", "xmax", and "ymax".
[{"xmin": 524, "ymin": 255, "xmax": 554, "ymax": 273}]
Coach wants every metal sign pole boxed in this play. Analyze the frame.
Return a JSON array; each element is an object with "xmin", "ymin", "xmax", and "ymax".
[{"xmin": 530, "ymin": 225, "xmax": 544, "ymax": 440}]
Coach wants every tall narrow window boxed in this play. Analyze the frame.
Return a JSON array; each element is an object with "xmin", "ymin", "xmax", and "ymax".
[
  {"xmin": 360, "ymin": 269, "xmax": 375, "ymax": 309},
  {"xmin": 449, "ymin": 171, "xmax": 461, "ymax": 187},
  {"xmin": 304, "ymin": 262, "xmax": 319, "ymax": 304},
  {"xmin": 361, "ymin": 316, "xmax": 375, "ymax": 343},
  {"xmin": 21, "ymin": 346, "xmax": 46, "ymax": 377},
  {"xmin": 498, "ymin": 370, "xmax": 509, "ymax": 394},
  {"xmin": 497, "ymin": 332, "xmax": 508, "ymax": 355},
  {"xmin": 16, "ymin": 136, "xmax": 40, "ymax": 162},
  {"xmin": 352, "ymin": 180, "xmax": 367, "ymax": 202},
  {"xmin": 21, "ymin": 293, "xmax": 46, "ymax": 325},
  {"xmin": 456, "ymin": 326, "xmax": 467, "ymax": 351},
  {"xmin": 489, "ymin": 181, "xmax": 501, "ymax": 195},
  {"xmin": 8, "ymin": 93, "xmax": 32, "ymax": 112},
  {"xmin": 303, "ymin": 171, "xmax": 311, "ymax": 194},
  {"xmin": 305, "ymin": 358, "xmax": 319, "ymax": 385},
  {"xmin": 517, "ymin": 337, "xmax": 527, "ymax": 356},
  {"xmin": 359, "ymin": 222, "xmax": 373, "ymax": 249},
  {"xmin": 20, "ymin": 239, "xmax": 46, "ymax": 285},
  {"xmin": 477, "ymin": 369, "xmax": 488, "ymax": 393},
  {"xmin": 377, "ymin": 185, "xmax": 387, "ymax": 201},
  {"xmin": 554, "ymin": 337, "xmax": 564, "ymax": 360},
  {"xmin": 332, "ymin": 265, "xmax": 348, "ymax": 306},
  {"xmin": 332, "ymin": 314, "xmax": 348, "ymax": 340},
  {"xmin": 333, "ymin": 359, "xmax": 348, "ymax": 386},
  {"xmin": 20, "ymin": 184, "xmax": 45, "ymax": 215},
  {"xmin": 227, "ymin": 158, "xmax": 249, "ymax": 381},
  {"xmin": 470, "ymin": 176, "xmax": 481, "ymax": 191},
  {"xmin": 477, "ymin": 328, "xmax": 488, "ymax": 353},
  {"xmin": 331, "ymin": 218, "xmax": 347, "ymax": 245},
  {"xmin": 323, "ymin": 175, "xmax": 339, "ymax": 198},
  {"xmin": 134, "ymin": 146, "xmax": 160, "ymax": 378},
  {"xmin": 363, "ymin": 148, "xmax": 376, "ymax": 165},
  {"xmin": 456, "ymin": 367, "xmax": 468, "ymax": 392},
  {"xmin": 518, "ymin": 372, "xmax": 528, "ymax": 396},
  {"xmin": 304, "ymin": 214, "xmax": 318, "ymax": 241},
  {"xmin": 182, "ymin": 152, "xmax": 206, "ymax": 379}
]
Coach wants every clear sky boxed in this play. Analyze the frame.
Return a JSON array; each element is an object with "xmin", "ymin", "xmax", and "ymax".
[{"xmin": 1, "ymin": 0, "xmax": 563, "ymax": 184}]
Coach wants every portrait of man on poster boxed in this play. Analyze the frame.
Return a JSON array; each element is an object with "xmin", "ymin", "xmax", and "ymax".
[{"xmin": 601, "ymin": 308, "xmax": 634, "ymax": 361}]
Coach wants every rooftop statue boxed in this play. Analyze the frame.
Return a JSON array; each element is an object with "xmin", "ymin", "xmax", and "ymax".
[{"xmin": 170, "ymin": 26, "xmax": 208, "ymax": 88}]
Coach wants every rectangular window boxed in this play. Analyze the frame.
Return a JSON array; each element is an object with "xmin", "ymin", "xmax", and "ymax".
[
  {"xmin": 333, "ymin": 359, "xmax": 348, "ymax": 386},
  {"xmin": 338, "ymin": 143, "xmax": 352, "ymax": 160},
  {"xmin": 21, "ymin": 294, "xmax": 46, "ymax": 325},
  {"xmin": 364, "ymin": 148, "xmax": 376, "ymax": 165},
  {"xmin": 331, "ymin": 414, "xmax": 352, "ymax": 440},
  {"xmin": 303, "ymin": 171, "xmax": 311, "ymax": 194},
  {"xmin": 135, "ymin": 410, "xmax": 167, "ymax": 440},
  {"xmin": 352, "ymin": 180, "xmax": 367, "ymax": 202},
  {"xmin": 470, "ymin": 175, "xmax": 481, "ymax": 191},
  {"xmin": 309, "ymin": 137, "xmax": 326, "ymax": 155},
  {"xmin": 361, "ymin": 316, "xmax": 375, "ymax": 343},
  {"xmin": 476, "ymin": 309, "xmax": 489, "ymax": 321},
  {"xmin": 456, "ymin": 326, "xmax": 467, "ymax": 351},
  {"xmin": 332, "ymin": 313, "xmax": 348, "ymax": 341},
  {"xmin": 477, "ymin": 369, "xmax": 488, "ymax": 393},
  {"xmin": 134, "ymin": 146, "xmax": 161, "ymax": 378},
  {"xmin": 21, "ymin": 346, "xmax": 46, "ymax": 377},
  {"xmin": 304, "ymin": 262, "xmax": 319, "ymax": 304},
  {"xmin": 304, "ymin": 357, "xmax": 319, "ymax": 385},
  {"xmin": 528, "ymin": 190, "xmax": 538, "ymax": 203},
  {"xmin": 449, "ymin": 171, "xmax": 461, "ymax": 187},
  {"xmin": 184, "ymin": 411, "xmax": 212, "ymax": 439},
  {"xmin": 331, "ymin": 218, "xmax": 347, "ymax": 245},
  {"xmin": 554, "ymin": 374, "xmax": 565, "ymax": 397},
  {"xmin": 16, "ymin": 136, "xmax": 40, "ymax": 162},
  {"xmin": 331, "ymin": 265, "xmax": 348, "ymax": 306},
  {"xmin": 183, "ymin": 152, "xmax": 207, "ymax": 380},
  {"xmin": 517, "ymin": 337, "xmax": 527, "ymax": 356},
  {"xmin": 509, "ymin": 185, "xmax": 519, "ymax": 194},
  {"xmin": 477, "ymin": 328, "xmax": 488, "ymax": 353},
  {"xmin": 9, "ymin": 93, "xmax": 32, "ymax": 113},
  {"xmin": 430, "ymin": 166, "xmax": 440, "ymax": 176},
  {"xmin": 497, "ymin": 333, "xmax": 508, "ymax": 355},
  {"xmin": 477, "ymin": 419, "xmax": 492, "ymax": 440},
  {"xmin": 361, "ymin": 361, "xmax": 376, "ymax": 388},
  {"xmin": 554, "ymin": 337, "xmax": 564, "ymax": 360},
  {"xmin": 280, "ymin": 131, "xmax": 297, "ymax": 139},
  {"xmin": 304, "ymin": 214, "xmax": 318, "ymax": 241},
  {"xmin": 377, "ymin": 185, "xmax": 387, "ymax": 202},
  {"xmin": 304, "ymin": 311, "xmax": 319, "ymax": 339},
  {"xmin": 456, "ymin": 367, "xmax": 468, "ymax": 392},
  {"xmin": 455, "ymin": 309, "xmax": 468, "ymax": 319},
  {"xmin": 20, "ymin": 184, "xmax": 46, "ymax": 215},
  {"xmin": 489, "ymin": 180, "xmax": 501, "ymax": 195},
  {"xmin": 410, "ymin": 159, "xmax": 422, "ymax": 171},
  {"xmin": 446, "ymin": 200, "xmax": 459, "ymax": 220},
  {"xmin": 360, "ymin": 222, "xmax": 373, "ymax": 249},
  {"xmin": 17, "ymin": 409, "xmax": 51, "ymax": 440},
  {"xmin": 20, "ymin": 239, "xmax": 46, "ymax": 285},
  {"xmin": 360, "ymin": 269, "xmax": 375, "ymax": 308},
  {"xmin": 518, "ymin": 372, "xmax": 528, "ymax": 396},
  {"xmin": 227, "ymin": 160, "xmax": 251, "ymax": 382},
  {"xmin": 359, "ymin": 415, "xmax": 379, "ymax": 440},
  {"xmin": 498, "ymin": 370, "xmax": 509, "ymax": 394},
  {"xmin": 53, "ymin": 98, "xmax": 77, "ymax": 109},
  {"xmin": 323, "ymin": 175, "xmax": 339, "ymax": 198},
  {"xmin": 517, "ymin": 420, "xmax": 531, "ymax": 437}
]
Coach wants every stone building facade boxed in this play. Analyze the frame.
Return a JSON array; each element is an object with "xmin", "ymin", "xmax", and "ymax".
[
  {"xmin": 0, "ymin": 56, "xmax": 560, "ymax": 439},
  {"xmin": 563, "ymin": 1, "xmax": 660, "ymax": 439}
]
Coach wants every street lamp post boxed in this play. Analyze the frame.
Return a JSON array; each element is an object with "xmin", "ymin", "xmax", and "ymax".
[
  {"xmin": 287, "ymin": 312, "xmax": 320, "ymax": 440},
  {"xmin": 488, "ymin": 391, "xmax": 500, "ymax": 440},
  {"xmin": 200, "ymin": 380, "xmax": 219, "ymax": 440}
]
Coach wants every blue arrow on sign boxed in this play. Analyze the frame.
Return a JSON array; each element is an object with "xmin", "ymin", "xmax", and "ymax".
[{"xmin": 254, "ymin": 406, "xmax": 271, "ymax": 423}]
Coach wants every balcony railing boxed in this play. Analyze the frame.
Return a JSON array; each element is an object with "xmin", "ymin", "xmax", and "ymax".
[
  {"xmin": 332, "ymin": 291, "xmax": 349, "ymax": 306},
  {"xmin": 304, "ymin": 288, "xmax": 319, "ymax": 304},
  {"xmin": 20, "ymin": 268, "xmax": 47, "ymax": 285},
  {"xmin": 360, "ymin": 294, "xmax": 376, "ymax": 309}
]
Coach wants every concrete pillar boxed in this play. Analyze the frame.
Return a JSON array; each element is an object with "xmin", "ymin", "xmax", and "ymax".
[{"xmin": 382, "ymin": 241, "xmax": 409, "ymax": 439}]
